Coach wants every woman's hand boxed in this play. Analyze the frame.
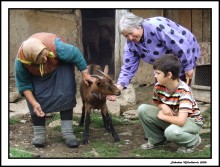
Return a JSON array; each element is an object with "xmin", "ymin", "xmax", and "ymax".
[
  {"xmin": 185, "ymin": 69, "xmax": 194, "ymax": 79},
  {"xmin": 107, "ymin": 95, "xmax": 117, "ymax": 101},
  {"xmin": 32, "ymin": 102, "xmax": 45, "ymax": 117},
  {"xmin": 23, "ymin": 90, "xmax": 45, "ymax": 117},
  {"xmin": 81, "ymin": 69, "xmax": 95, "ymax": 86},
  {"xmin": 107, "ymin": 84, "xmax": 123, "ymax": 101}
]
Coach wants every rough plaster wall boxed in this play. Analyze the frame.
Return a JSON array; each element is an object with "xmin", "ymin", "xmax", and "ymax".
[{"xmin": 9, "ymin": 10, "xmax": 81, "ymax": 77}]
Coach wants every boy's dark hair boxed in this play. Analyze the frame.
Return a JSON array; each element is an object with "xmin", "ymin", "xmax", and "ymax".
[{"xmin": 153, "ymin": 54, "xmax": 180, "ymax": 80}]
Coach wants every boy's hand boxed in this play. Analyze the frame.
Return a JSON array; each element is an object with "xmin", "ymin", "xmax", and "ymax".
[{"xmin": 157, "ymin": 110, "xmax": 166, "ymax": 120}]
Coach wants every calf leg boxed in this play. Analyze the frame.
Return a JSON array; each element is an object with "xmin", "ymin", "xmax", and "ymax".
[
  {"xmin": 101, "ymin": 111, "xmax": 111, "ymax": 132},
  {"xmin": 79, "ymin": 105, "xmax": 85, "ymax": 127},
  {"xmin": 105, "ymin": 113, "xmax": 120, "ymax": 142},
  {"xmin": 82, "ymin": 111, "xmax": 91, "ymax": 144}
]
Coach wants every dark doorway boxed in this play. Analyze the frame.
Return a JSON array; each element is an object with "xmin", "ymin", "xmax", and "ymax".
[{"xmin": 81, "ymin": 9, "xmax": 115, "ymax": 77}]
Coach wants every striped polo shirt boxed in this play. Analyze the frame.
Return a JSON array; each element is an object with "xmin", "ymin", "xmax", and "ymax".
[{"xmin": 153, "ymin": 80, "xmax": 203, "ymax": 122}]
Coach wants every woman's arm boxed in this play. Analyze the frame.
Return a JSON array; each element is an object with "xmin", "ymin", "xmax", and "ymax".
[
  {"xmin": 55, "ymin": 38, "xmax": 87, "ymax": 71},
  {"xmin": 55, "ymin": 38, "xmax": 94, "ymax": 85},
  {"xmin": 15, "ymin": 58, "xmax": 33, "ymax": 96},
  {"xmin": 23, "ymin": 90, "xmax": 45, "ymax": 117},
  {"xmin": 117, "ymin": 42, "xmax": 141, "ymax": 88}
]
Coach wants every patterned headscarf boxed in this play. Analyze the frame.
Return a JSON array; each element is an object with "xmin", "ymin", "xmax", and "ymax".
[{"xmin": 21, "ymin": 38, "xmax": 46, "ymax": 63}]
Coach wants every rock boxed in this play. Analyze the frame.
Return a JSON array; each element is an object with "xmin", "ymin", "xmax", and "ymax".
[
  {"xmin": 48, "ymin": 120, "xmax": 78, "ymax": 128},
  {"xmin": 106, "ymin": 100, "xmax": 120, "ymax": 117},
  {"xmin": 73, "ymin": 97, "xmax": 83, "ymax": 115},
  {"xmin": 9, "ymin": 92, "xmax": 22, "ymax": 103},
  {"xmin": 9, "ymin": 99, "xmax": 29, "ymax": 117},
  {"xmin": 123, "ymin": 110, "xmax": 138, "ymax": 120},
  {"xmin": 119, "ymin": 132, "xmax": 132, "ymax": 136},
  {"xmin": 200, "ymin": 128, "xmax": 210, "ymax": 134},
  {"xmin": 117, "ymin": 84, "xmax": 137, "ymax": 112}
]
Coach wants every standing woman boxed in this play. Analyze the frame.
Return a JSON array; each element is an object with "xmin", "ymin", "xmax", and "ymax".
[
  {"xmin": 108, "ymin": 12, "xmax": 200, "ymax": 100},
  {"xmin": 15, "ymin": 32, "xmax": 94, "ymax": 148}
]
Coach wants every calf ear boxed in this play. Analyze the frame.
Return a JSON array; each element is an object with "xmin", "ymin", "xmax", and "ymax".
[{"xmin": 104, "ymin": 65, "xmax": 109, "ymax": 75}]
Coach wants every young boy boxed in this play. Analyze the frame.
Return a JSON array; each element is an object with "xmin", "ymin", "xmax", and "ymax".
[{"xmin": 138, "ymin": 54, "xmax": 204, "ymax": 153}]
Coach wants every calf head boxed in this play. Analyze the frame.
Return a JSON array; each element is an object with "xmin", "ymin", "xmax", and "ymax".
[{"xmin": 92, "ymin": 65, "xmax": 121, "ymax": 96}]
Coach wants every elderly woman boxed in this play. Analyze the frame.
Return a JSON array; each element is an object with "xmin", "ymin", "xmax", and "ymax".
[
  {"xmin": 15, "ymin": 32, "xmax": 94, "ymax": 148},
  {"xmin": 108, "ymin": 12, "xmax": 200, "ymax": 100}
]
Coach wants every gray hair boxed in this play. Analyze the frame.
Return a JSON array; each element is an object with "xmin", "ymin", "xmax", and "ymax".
[{"xmin": 119, "ymin": 12, "xmax": 144, "ymax": 33}]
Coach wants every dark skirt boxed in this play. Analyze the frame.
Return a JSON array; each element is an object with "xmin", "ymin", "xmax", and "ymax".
[{"xmin": 27, "ymin": 63, "xmax": 76, "ymax": 115}]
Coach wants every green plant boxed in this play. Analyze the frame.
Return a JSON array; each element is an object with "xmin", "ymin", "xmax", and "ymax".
[
  {"xmin": 82, "ymin": 141, "xmax": 121, "ymax": 157},
  {"xmin": 201, "ymin": 107, "xmax": 211, "ymax": 129},
  {"xmin": 46, "ymin": 113, "xmax": 60, "ymax": 125},
  {"xmin": 131, "ymin": 145, "xmax": 210, "ymax": 158},
  {"xmin": 89, "ymin": 112, "xmax": 139, "ymax": 128},
  {"xmin": 9, "ymin": 117, "xmax": 19, "ymax": 125},
  {"xmin": 10, "ymin": 148, "xmax": 33, "ymax": 158}
]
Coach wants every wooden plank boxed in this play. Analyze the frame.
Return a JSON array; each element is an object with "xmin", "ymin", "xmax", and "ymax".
[
  {"xmin": 172, "ymin": 9, "xmax": 180, "ymax": 23},
  {"xmin": 202, "ymin": 9, "xmax": 211, "ymax": 42},
  {"xmin": 131, "ymin": 9, "xmax": 163, "ymax": 18},
  {"xmin": 179, "ymin": 9, "xmax": 192, "ymax": 31},
  {"xmin": 192, "ymin": 9, "xmax": 203, "ymax": 43},
  {"xmin": 164, "ymin": 9, "xmax": 173, "ymax": 19},
  {"xmin": 115, "ymin": 10, "xmax": 128, "ymax": 80}
]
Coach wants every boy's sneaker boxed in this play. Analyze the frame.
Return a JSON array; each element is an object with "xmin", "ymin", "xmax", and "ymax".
[
  {"xmin": 141, "ymin": 139, "xmax": 167, "ymax": 150},
  {"xmin": 177, "ymin": 136, "xmax": 201, "ymax": 153}
]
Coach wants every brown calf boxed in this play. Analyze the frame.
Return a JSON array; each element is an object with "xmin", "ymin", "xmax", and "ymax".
[{"xmin": 79, "ymin": 65, "xmax": 121, "ymax": 144}]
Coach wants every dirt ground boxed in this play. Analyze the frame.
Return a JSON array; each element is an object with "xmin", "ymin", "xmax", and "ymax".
[{"xmin": 9, "ymin": 85, "xmax": 209, "ymax": 158}]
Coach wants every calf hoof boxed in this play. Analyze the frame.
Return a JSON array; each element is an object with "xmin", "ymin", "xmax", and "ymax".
[
  {"xmin": 33, "ymin": 143, "xmax": 45, "ymax": 148},
  {"xmin": 105, "ymin": 127, "xmax": 111, "ymax": 132},
  {"xmin": 78, "ymin": 123, "xmax": 83, "ymax": 127},
  {"xmin": 114, "ymin": 136, "xmax": 121, "ymax": 142},
  {"xmin": 82, "ymin": 139, "xmax": 89, "ymax": 145}
]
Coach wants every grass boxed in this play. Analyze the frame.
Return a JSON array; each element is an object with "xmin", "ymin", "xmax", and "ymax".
[
  {"xmin": 201, "ymin": 107, "xmax": 211, "ymax": 128},
  {"xmin": 46, "ymin": 113, "xmax": 61, "ymax": 126},
  {"xmin": 73, "ymin": 112, "xmax": 136, "ymax": 140},
  {"xmin": 78, "ymin": 133, "xmax": 211, "ymax": 158},
  {"xmin": 74, "ymin": 113, "xmax": 139, "ymax": 128},
  {"xmin": 76, "ymin": 110, "xmax": 211, "ymax": 158},
  {"xmin": 9, "ymin": 117, "xmax": 20, "ymax": 125},
  {"xmin": 74, "ymin": 112, "xmax": 210, "ymax": 158},
  {"xmin": 9, "ymin": 107, "xmax": 211, "ymax": 158},
  {"xmin": 10, "ymin": 148, "xmax": 33, "ymax": 158},
  {"xmin": 82, "ymin": 141, "xmax": 121, "ymax": 157},
  {"xmin": 131, "ymin": 146, "xmax": 211, "ymax": 158}
]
